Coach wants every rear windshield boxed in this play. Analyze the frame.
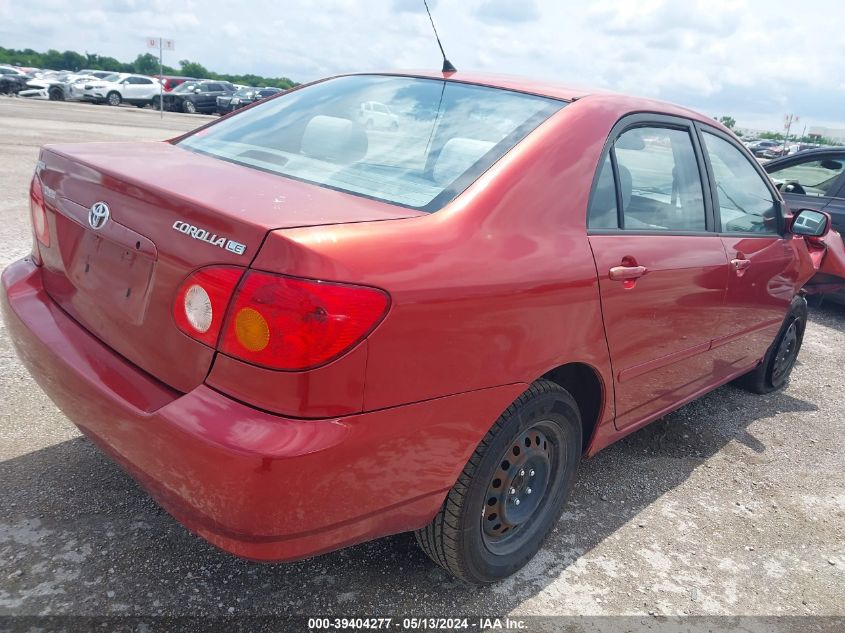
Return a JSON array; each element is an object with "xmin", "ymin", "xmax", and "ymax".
[{"xmin": 177, "ymin": 75, "xmax": 564, "ymax": 212}]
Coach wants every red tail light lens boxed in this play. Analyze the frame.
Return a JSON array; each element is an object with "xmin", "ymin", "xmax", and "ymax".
[
  {"xmin": 29, "ymin": 175, "xmax": 50, "ymax": 247},
  {"xmin": 220, "ymin": 271, "xmax": 390, "ymax": 370},
  {"xmin": 173, "ymin": 267, "xmax": 244, "ymax": 346}
]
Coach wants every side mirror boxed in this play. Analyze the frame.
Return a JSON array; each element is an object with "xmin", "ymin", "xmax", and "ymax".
[
  {"xmin": 194, "ymin": 88, "xmax": 202, "ymax": 94},
  {"xmin": 791, "ymin": 209, "xmax": 831, "ymax": 237}
]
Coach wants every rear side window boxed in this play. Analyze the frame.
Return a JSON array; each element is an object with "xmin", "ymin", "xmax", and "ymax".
[
  {"xmin": 701, "ymin": 132, "xmax": 778, "ymax": 233},
  {"xmin": 590, "ymin": 126, "xmax": 706, "ymax": 231},
  {"xmin": 177, "ymin": 75, "xmax": 564, "ymax": 212}
]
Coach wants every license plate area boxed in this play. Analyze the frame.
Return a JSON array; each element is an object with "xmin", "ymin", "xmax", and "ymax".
[{"xmin": 67, "ymin": 231, "xmax": 154, "ymax": 325}]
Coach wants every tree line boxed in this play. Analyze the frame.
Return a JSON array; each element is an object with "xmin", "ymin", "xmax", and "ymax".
[{"xmin": 0, "ymin": 47, "xmax": 297, "ymax": 90}]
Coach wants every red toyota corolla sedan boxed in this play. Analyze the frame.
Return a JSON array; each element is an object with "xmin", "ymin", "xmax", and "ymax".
[{"xmin": 2, "ymin": 71, "xmax": 839, "ymax": 584}]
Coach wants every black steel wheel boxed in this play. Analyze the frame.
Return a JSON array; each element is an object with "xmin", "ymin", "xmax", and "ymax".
[
  {"xmin": 415, "ymin": 380, "xmax": 582, "ymax": 584},
  {"xmin": 481, "ymin": 424, "xmax": 558, "ymax": 554},
  {"xmin": 770, "ymin": 319, "xmax": 800, "ymax": 386},
  {"xmin": 734, "ymin": 296, "xmax": 806, "ymax": 394}
]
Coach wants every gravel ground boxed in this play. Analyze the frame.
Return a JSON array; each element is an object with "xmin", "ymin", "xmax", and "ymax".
[{"xmin": 0, "ymin": 99, "xmax": 843, "ymax": 624}]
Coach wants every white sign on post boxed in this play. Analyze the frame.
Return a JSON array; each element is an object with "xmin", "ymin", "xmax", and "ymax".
[{"xmin": 146, "ymin": 37, "xmax": 176, "ymax": 118}]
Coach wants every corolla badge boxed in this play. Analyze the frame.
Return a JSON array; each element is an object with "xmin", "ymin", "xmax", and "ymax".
[
  {"xmin": 88, "ymin": 202, "xmax": 110, "ymax": 230},
  {"xmin": 172, "ymin": 220, "xmax": 247, "ymax": 255}
]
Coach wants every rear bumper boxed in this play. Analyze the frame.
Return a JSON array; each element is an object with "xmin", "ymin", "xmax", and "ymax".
[{"xmin": 2, "ymin": 258, "xmax": 525, "ymax": 561}]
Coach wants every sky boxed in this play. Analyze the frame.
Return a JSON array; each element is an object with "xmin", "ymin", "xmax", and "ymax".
[{"xmin": 1, "ymin": 0, "xmax": 843, "ymax": 132}]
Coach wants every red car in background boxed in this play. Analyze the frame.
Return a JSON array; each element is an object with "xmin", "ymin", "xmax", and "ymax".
[
  {"xmin": 3, "ymin": 71, "xmax": 842, "ymax": 584},
  {"xmin": 152, "ymin": 74, "xmax": 197, "ymax": 92}
]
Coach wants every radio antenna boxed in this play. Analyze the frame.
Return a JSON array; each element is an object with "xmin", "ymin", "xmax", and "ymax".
[{"xmin": 422, "ymin": 0, "xmax": 456, "ymax": 73}]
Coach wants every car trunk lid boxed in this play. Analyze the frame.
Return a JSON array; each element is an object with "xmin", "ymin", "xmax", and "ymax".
[{"xmin": 35, "ymin": 141, "xmax": 422, "ymax": 392}]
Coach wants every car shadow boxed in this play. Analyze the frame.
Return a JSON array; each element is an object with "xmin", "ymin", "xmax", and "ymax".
[
  {"xmin": 0, "ymin": 390, "xmax": 819, "ymax": 617},
  {"xmin": 1, "ymin": 304, "xmax": 841, "ymax": 616}
]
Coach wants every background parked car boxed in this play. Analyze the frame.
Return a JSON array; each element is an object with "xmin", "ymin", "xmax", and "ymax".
[
  {"xmin": 62, "ymin": 72, "xmax": 114, "ymax": 101},
  {"xmin": 216, "ymin": 86, "xmax": 282, "ymax": 114},
  {"xmin": 18, "ymin": 70, "xmax": 104, "ymax": 101},
  {"xmin": 81, "ymin": 73, "xmax": 161, "ymax": 107},
  {"xmin": 766, "ymin": 147, "xmax": 845, "ymax": 300},
  {"xmin": 0, "ymin": 66, "xmax": 30, "ymax": 95},
  {"xmin": 746, "ymin": 139, "xmax": 781, "ymax": 157},
  {"xmin": 767, "ymin": 147, "xmax": 845, "ymax": 233},
  {"xmin": 157, "ymin": 80, "xmax": 235, "ymax": 114}
]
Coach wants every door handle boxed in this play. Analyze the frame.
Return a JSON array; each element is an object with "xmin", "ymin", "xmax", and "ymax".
[
  {"xmin": 608, "ymin": 265, "xmax": 648, "ymax": 281},
  {"xmin": 731, "ymin": 258, "xmax": 752, "ymax": 271}
]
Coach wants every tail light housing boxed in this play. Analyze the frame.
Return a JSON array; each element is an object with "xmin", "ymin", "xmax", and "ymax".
[
  {"xmin": 29, "ymin": 175, "xmax": 50, "ymax": 248},
  {"xmin": 220, "ymin": 271, "xmax": 389, "ymax": 370},
  {"xmin": 173, "ymin": 267, "xmax": 243, "ymax": 346},
  {"xmin": 174, "ymin": 267, "xmax": 390, "ymax": 370}
]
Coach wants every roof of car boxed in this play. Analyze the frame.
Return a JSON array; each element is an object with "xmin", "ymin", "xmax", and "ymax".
[
  {"xmin": 346, "ymin": 70, "xmax": 726, "ymax": 128},
  {"xmin": 765, "ymin": 146, "xmax": 845, "ymax": 168}
]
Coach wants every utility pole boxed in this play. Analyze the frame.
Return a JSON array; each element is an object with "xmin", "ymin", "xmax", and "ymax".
[{"xmin": 783, "ymin": 113, "xmax": 799, "ymax": 155}]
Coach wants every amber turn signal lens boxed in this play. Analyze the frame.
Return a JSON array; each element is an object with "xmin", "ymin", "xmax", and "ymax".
[{"xmin": 234, "ymin": 307, "xmax": 270, "ymax": 352}]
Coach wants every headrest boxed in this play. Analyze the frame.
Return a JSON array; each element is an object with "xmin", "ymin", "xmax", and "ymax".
[
  {"xmin": 301, "ymin": 115, "xmax": 367, "ymax": 163},
  {"xmin": 433, "ymin": 138, "xmax": 496, "ymax": 186}
]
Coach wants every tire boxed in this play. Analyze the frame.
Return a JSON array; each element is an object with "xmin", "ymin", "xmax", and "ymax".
[
  {"xmin": 415, "ymin": 379, "xmax": 582, "ymax": 584},
  {"xmin": 151, "ymin": 97, "xmax": 160, "ymax": 110},
  {"xmin": 734, "ymin": 296, "xmax": 807, "ymax": 394},
  {"xmin": 48, "ymin": 87, "xmax": 64, "ymax": 101},
  {"xmin": 106, "ymin": 91, "xmax": 121, "ymax": 106},
  {"xmin": 182, "ymin": 99, "xmax": 197, "ymax": 114}
]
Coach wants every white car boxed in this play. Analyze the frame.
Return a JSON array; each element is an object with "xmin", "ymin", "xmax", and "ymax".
[
  {"xmin": 80, "ymin": 73, "xmax": 161, "ymax": 107},
  {"xmin": 357, "ymin": 100, "xmax": 399, "ymax": 130},
  {"xmin": 19, "ymin": 71, "xmax": 94, "ymax": 101}
]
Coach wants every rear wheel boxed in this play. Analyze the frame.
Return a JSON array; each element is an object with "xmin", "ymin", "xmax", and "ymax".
[
  {"xmin": 734, "ymin": 296, "xmax": 807, "ymax": 394},
  {"xmin": 106, "ymin": 91, "xmax": 121, "ymax": 106},
  {"xmin": 183, "ymin": 99, "xmax": 197, "ymax": 114},
  {"xmin": 415, "ymin": 380, "xmax": 581, "ymax": 584}
]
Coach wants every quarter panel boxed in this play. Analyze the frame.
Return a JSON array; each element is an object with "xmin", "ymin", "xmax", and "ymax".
[{"xmin": 252, "ymin": 101, "xmax": 620, "ymax": 415}]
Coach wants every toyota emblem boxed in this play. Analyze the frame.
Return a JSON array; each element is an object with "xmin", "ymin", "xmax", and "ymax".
[{"xmin": 88, "ymin": 202, "xmax": 110, "ymax": 230}]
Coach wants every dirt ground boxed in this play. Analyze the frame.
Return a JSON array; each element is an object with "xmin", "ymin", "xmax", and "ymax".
[{"xmin": 0, "ymin": 98, "xmax": 843, "ymax": 625}]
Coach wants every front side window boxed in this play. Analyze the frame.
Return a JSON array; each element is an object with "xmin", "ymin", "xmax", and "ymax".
[
  {"xmin": 768, "ymin": 155, "xmax": 845, "ymax": 198},
  {"xmin": 613, "ymin": 127, "xmax": 706, "ymax": 231},
  {"xmin": 701, "ymin": 132, "xmax": 778, "ymax": 233},
  {"xmin": 178, "ymin": 75, "xmax": 564, "ymax": 211}
]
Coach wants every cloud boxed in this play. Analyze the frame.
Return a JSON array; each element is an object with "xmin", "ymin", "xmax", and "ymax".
[
  {"xmin": 392, "ymin": 0, "xmax": 437, "ymax": 12},
  {"xmin": 0, "ymin": 0, "xmax": 842, "ymax": 130},
  {"xmin": 475, "ymin": 0, "xmax": 540, "ymax": 24}
]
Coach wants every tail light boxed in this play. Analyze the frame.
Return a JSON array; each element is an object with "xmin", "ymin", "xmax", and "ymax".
[
  {"xmin": 173, "ymin": 267, "xmax": 243, "ymax": 346},
  {"xmin": 220, "ymin": 271, "xmax": 390, "ymax": 370},
  {"xmin": 174, "ymin": 267, "xmax": 390, "ymax": 370},
  {"xmin": 29, "ymin": 175, "xmax": 50, "ymax": 247}
]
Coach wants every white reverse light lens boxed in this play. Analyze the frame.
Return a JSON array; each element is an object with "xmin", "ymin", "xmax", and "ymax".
[{"xmin": 184, "ymin": 284, "xmax": 213, "ymax": 333}]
